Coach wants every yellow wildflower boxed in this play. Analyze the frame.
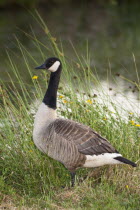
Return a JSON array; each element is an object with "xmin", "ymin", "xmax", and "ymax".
[
  {"xmin": 32, "ymin": 75, "xmax": 38, "ymax": 80},
  {"xmin": 103, "ymin": 118, "xmax": 107, "ymax": 121},
  {"xmin": 129, "ymin": 112, "xmax": 133, "ymax": 115},
  {"xmin": 125, "ymin": 185, "xmax": 129, "ymax": 189},
  {"xmin": 29, "ymin": 150, "xmax": 33, "ymax": 152},
  {"xmin": 135, "ymin": 124, "xmax": 140, "ymax": 127},
  {"xmin": 63, "ymin": 99, "xmax": 68, "ymax": 103},
  {"xmin": 86, "ymin": 110, "xmax": 90, "ymax": 112},
  {"xmin": 129, "ymin": 120, "xmax": 135, "ymax": 125},
  {"xmin": 86, "ymin": 99, "xmax": 92, "ymax": 104},
  {"xmin": 59, "ymin": 95, "xmax": 64, "ymax": 99}
]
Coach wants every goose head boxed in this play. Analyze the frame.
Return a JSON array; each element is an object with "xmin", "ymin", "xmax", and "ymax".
[{"xmin": 35, "ymin": 57, "xmax": 61, "ymax": 72}]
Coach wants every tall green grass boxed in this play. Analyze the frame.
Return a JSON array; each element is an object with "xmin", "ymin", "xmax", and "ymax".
[{"xmin": 0, "ymin": 13, "xmax": 139, "ymax": 209}]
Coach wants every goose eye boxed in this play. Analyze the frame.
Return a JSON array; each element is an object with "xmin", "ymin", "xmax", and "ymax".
[{"xmin": 50, "ymin": 61, "xmax": 53, "ymax": 65}]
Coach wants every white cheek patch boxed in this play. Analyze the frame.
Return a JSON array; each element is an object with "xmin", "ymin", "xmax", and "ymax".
[{"xmin": 48, "ymin": 61, "xmax": 60, "ymax": 72}]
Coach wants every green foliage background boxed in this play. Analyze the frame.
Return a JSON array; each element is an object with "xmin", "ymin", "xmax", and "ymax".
[{"xmin": 0, "ymin": 0, "xmax": 139, "ymax": 8}]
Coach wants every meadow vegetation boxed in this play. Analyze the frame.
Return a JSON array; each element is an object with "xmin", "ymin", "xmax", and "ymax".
[{"xmin": 0, "ymin": 13, "xmax": 140, "ymax": 209}]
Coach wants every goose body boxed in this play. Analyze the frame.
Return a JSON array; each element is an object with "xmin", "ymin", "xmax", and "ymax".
[{"xmin": 33, "ymin": 57, "xmax": 137, "ymax": 186}]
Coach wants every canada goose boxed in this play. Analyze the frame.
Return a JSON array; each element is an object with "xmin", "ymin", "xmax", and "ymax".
[{"xmin": 33, "ymin": 57, "xmax": 137, "ymax": 187}]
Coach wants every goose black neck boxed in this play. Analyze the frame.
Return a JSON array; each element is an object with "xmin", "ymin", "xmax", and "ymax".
[{"xmin": 43, "ymin": 67, "xmax": 61, "ymax": 109}]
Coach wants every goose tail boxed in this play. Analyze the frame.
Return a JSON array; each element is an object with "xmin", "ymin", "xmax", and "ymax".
[{"xmin": 114, "ymin": 156, "xmax": 137, "ymax": 167}]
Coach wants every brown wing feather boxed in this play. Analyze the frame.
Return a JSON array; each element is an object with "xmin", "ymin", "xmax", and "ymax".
[
  {"xmin": 52, "ymin": 118, "xmax": 117, "ymax": 156},
  {"xmin": 44, "ymin": 122, "xmax": 86, "ymax": 170}
]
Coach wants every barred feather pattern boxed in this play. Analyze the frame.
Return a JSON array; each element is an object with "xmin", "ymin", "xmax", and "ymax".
[{"xmin": 38, "ymin": 118, "xmax": 118, "ymax": 170}]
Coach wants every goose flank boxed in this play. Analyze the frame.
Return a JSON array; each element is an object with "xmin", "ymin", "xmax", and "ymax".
[{"xmin": 33, "ymin": 57, "xmax": 137, "ymax": 187}]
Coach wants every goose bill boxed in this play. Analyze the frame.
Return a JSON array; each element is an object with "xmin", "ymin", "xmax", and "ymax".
[{"xmin": 35, "ymin": 63, "xmax": 46, "ymax": 70}]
